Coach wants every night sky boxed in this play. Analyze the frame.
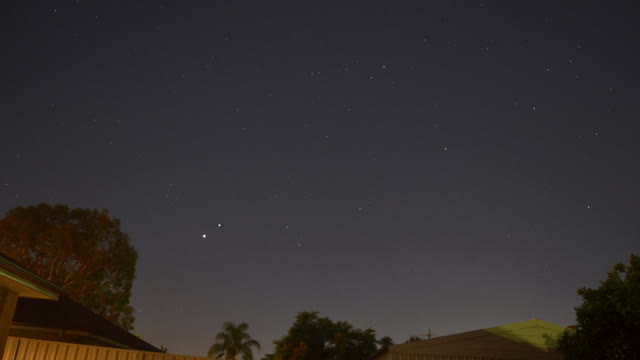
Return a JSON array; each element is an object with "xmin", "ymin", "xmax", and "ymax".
[{"xmin": 2, "ymin": 1, "xmax": 639, "ymax": 357}]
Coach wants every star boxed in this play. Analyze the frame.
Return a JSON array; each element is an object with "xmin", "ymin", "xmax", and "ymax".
[
  {"xmin": 217, "ymin": 223, "xmax": 222, "ymax": 228},
  {"xmin": 202, "ymin": 234, "xmax": 207, "ymax": 238}
]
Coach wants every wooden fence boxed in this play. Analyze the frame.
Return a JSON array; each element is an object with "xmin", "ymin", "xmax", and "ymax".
[{"xmin": 2, "ymin": 337, "xmax": 212, "ymax": 360}]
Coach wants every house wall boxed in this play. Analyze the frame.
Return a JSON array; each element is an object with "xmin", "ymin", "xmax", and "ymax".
[{"xmin": 2, "ymin": 337, "xmax": 213, "ymax": 360}]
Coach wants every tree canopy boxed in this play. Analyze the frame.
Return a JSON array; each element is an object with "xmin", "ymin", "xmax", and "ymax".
[
  {"xmin": 0, "ymin": 203, "xmax": 138, "ymax": 330},
  {"xmin": 377, "ymin": 336, "xmax": 394, "ymax": 347},
  {"xmin": 268, "ymin": 311, "xmax": 391, "ymax": 360},
  {"xmin": 558, "ymin": 253, "xmax": 640, "ymax": 359},
  {"xmin": 208, "ymin": 322, "xmax": 261, "ymax": 360},
  {"xmin": 405, "ymin": 336, "xmax": 422, "ymax": 343}
]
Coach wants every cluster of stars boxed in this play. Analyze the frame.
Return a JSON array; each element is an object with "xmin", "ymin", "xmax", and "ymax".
[{"xmin": 201, "ymin": 224, "xmax": 223, "ymax": 238}]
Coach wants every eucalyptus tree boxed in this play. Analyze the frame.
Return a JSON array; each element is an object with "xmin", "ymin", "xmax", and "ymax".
[{"xmin": 0, "ymin": 203, "xmax": 138, "ymax": 330}]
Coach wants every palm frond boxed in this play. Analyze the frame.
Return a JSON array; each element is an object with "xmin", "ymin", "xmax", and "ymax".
[
  {"xmin": 208, "ymin": 322, "xmax": 259, "ymax": 360},
  {"xmin": 237, "ymin": 322, "xmax": 249, "ymax": 332},
  {"xmin": 222, "ymin": 321, "xmax": 236, "ymax": 330},
  {"xmin": 208, "ymin": 343, "xmax": 226, "ymax": 358},
  {"xmin": 243, "ymin": 339, "xmax": 261, "ymax": 351},
  {"xmin": 216, "ymin": 332, "xmax": 230, "ymax": 342}
]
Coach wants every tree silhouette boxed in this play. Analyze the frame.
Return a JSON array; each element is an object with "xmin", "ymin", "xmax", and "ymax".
[
  {"xmin": 377, "ymin": 336, "xmax": 394, "ymax": 347},
  {"xmin": 269, "ymin": 311, "xmax": 386, "ymax": 360},
  {"xmin": 208, "ymin": 322, "xmax": 261, "ymax": 360},
  {"xmin": 0, "ymin": 203, "xmax": 138, "ymax": 330},
  {"xmin": 558, "ymin": 253, "xmax": 640, "ymax": 359}
]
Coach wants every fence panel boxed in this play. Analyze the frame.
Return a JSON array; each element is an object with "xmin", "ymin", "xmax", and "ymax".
[{"xmin": 3, "ymin": 337, "xmax": 210, "ymax": 360}]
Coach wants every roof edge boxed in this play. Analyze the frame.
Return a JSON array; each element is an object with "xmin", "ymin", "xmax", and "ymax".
[
  {"xmin": 0, "ymin": 252, "xmax": 69, "ymax": 299},
  {"xmin": 364, "ymin": 346, "xmax": 389, "ymax": 360}
]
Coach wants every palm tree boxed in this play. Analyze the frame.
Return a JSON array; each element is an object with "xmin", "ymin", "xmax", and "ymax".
[{"xmin": 208, "ymin": 322, "xmax": 261, "ymax": 360}]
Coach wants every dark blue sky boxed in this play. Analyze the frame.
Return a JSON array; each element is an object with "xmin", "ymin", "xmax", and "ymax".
[{"xmin": 2, "ymin": 1, "xmax": 639, "ymax": 356}]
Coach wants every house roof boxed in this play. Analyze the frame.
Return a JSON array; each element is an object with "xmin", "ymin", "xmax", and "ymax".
[
  {"xmin": 0, "ymin": 251, "xmax": 158, "ymax": 352},
  {"xmin": 0, "ymin": 252, "xmax": 68, "ymax": 300},
  {"xmin": 483, "ymin": 318, "xmax": 568, "ymax": 349},
  {"xmin": 366, "ymin": 319, "xmax": 568, "ymax": 360},
  {"xmin": 11, "ymin": 296, "xmax": 161, "ymax": 352}
]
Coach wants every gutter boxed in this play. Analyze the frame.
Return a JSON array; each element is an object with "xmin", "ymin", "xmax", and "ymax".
[{"xmin": 0, "ymin": 253, "xmax": 69, "ymax": 299}]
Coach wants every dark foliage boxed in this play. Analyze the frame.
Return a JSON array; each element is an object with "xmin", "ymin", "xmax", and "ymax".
[
  {"xmin": 0, "ymin": 203, "xmax": 138, "ymax": 330},
  {"xmin": 268, "ymin": 311, "xmax": 389, "ymax": 360},
  {"xmin": 208, "ymin": 322, "xmax": 260, "ymax": 360},
  {"xmin": 558, "ymin": 253, "xmax": 640, "ymax": 359}
]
